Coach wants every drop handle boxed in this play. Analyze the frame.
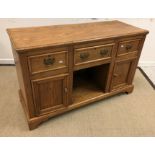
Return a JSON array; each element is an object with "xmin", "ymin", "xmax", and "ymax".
[
  {"xmin": 100, "ymin": 49, "xmax": 108, "ymax": 56},
  {"xmin": 126, "ymin": 44, "xmax": 132, "ymax": 50},
  {"xmin": 44, "ymin": 56, "xmax": 55, "ymax": 66},
  {"xmin": 80, "ymin": 52, "xmax": 89, "ymax": 60}
]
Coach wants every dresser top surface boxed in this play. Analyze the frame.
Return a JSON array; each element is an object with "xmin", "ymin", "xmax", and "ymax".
[{"xmin": 7, "ymin": 20, "xmax": 148, "ymax": 51}]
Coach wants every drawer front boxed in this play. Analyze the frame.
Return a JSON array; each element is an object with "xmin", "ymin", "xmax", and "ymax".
[
  {"xmin": 28, "ymin": 51, "xmax": 68, "ymax": 74},
  {"xmin": 117, "ymin": 39, "xmax": 141, "ymax": 56},
  {"xmin": 74, "ymin": 44, "xmax": 114, "ymax": 66}
]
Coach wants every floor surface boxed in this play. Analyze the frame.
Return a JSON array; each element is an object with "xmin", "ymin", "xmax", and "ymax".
[
  {"xmin": 141, "ymin": 66, "xmax": 155, "ymax": 85},
  {"xmin": 0, "ymin": 66, "xmax": 155, "ymax": 136}
]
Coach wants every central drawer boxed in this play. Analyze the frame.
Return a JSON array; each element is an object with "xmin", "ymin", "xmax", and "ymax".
[{"xmin": 74, "ymin": 43, "xmax": 114, "ymax": 70}]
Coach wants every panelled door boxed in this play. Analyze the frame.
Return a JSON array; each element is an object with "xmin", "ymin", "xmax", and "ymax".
[
  {"xmin": 31, "ymin": 74, "xmax": 69, "ymax": 115},
  {"xmin": 111, "ymin": 59, "xmax": 136, "ymax": 90}
]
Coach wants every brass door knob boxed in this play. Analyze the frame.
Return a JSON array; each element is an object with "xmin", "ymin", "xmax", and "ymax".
[
  {"xmin": 113, "ymin": 74, "xmax": 119, "ymax": 77},
  {"xmin": 64, "ymin": 88, "xmax": 68, "ymax": 93}
]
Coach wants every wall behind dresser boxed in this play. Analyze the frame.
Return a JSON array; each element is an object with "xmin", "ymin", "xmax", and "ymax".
[{"xmin": 0, "ymin": 18, "xmax": 154, "ymax": 66}]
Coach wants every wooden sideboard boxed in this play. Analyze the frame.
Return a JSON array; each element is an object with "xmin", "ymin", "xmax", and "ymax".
[{"xmin": 7, "ymin": 20, "xmax": 149, "ymax": 130}]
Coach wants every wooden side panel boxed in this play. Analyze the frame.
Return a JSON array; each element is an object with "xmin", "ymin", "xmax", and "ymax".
[
  {"xmin": 88, "ymin": 64, "xmax": 110, "ymax": 92},
  {"xmin": 11, "ymin": 47, "xmax": 29, "ymax": 115},
  {"xmin": 128, "ymin": 37, "xmax": 146, "ymax": 84},
  {"xmin": 11, "ymin": 46, "xmax": 36, "ymax": 118}
]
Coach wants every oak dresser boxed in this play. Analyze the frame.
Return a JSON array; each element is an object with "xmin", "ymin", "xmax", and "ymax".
[{"xmin": 7, "ymin": 20, "xmax": 149, "ymax": 130}]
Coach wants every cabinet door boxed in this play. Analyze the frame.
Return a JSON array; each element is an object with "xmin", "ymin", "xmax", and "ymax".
[
  {"xmin": 111, "ymin": 59, "xmax": 135, "ymax": 90},
  {"xmin": 32, "ymin": 74, "xmax": 68, "ymax": 115}
]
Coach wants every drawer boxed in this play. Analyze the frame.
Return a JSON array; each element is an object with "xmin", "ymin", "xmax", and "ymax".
[
  {"xmin": 28, "ymin": 51, "xmax": 68, "ymax": 74},
  {"xmin": 74, "ymin": 44, "xmax": 114, "ymax": 66},
  {"xmin": 117, "ymin": 39, "xmax": 141, "ymax": 56}
]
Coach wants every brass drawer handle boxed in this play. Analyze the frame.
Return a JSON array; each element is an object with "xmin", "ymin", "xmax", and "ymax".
[
  {"xmin": 100, "ymin": 49, "xmax": 109, "ymax": 56},
  {"xmin": 44, "ymin": 56, "xmax": 55, "ymax": 66},
  {"xmin": 80, "ymin": 52, "xmax": 89, "ymax": 60},
  {"xmin": 126, "ymin": 44, "xmax": 132, "ymax": 51}
]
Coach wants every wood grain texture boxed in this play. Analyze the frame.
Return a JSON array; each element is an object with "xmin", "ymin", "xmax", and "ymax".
[
  {"xmin": 111, "ymin": 60, "xmax": 134, "ymax": 90},
  {"xmin": 117, "ymin": 39, "xmax": 140, "ymax": 56},
  {"xmin": 28, "ymin": 51, "xmax": 68, "ymax": 75},
  {"xmin": 31, "ymin": 74, "xmax": 69, "ymax": 115},
  {"xmin": 7, "ymin": 20, "xmax": 148, "ymax": 51},
  {"xmin": 74, "ymin": 43, "xmax": 113, "ymax": 65},
  {"xmin": 7, "ymin": 20, "xmax": 149, "ymax": 130}
]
